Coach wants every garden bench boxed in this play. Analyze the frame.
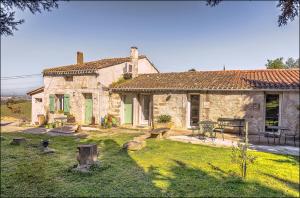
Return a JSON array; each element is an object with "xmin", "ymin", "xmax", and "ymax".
[{"xmin": 149, "ymin": 128, "xmax": 170, "ymax": 139}]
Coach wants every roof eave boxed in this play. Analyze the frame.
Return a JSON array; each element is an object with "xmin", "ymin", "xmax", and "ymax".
[{"xmin": 110, "ymin": 87, "xmax": 300, "ymax": 92}]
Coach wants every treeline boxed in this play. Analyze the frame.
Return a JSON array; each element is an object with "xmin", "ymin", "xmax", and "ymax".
[{"xmin": 266, "ymin": 57, "xmax": 299, "ymax": 69}]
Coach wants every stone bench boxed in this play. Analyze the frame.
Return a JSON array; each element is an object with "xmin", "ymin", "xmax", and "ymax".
[{"xmin": 149, "ymin": 128, "xmax": 170, "ymax": 139}]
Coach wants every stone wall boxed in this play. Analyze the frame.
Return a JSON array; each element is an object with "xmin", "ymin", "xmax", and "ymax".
[
  {"xmin": 281, "ymin": 92, "xmax": 300, "ymax": 134},
  {"xmin": 150, "ymin": 91, "xmax": 299, "ymax": 134},
  {"xmin": 108, "ymin": 93, "xmax": 122, "ymax": 123},
  {"xmin": 43, "ymin": 75, "xmax": 100, "ymax": 124},
  {"xmin": 153, "ymin": 94, "xmax": 187, "ymax": 128},
  {"xmin": 199, "ymin": 91, "xmax": 265, "ymax": 134}
]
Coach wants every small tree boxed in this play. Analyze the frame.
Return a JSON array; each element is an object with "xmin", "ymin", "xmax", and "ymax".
[
  {"xmin": 231, "ymin": 122, "xmax": 256, "ymax": 179},
  {"xmin": 265, "ymin": 57, "xmax": 286, "ymax": 69}
]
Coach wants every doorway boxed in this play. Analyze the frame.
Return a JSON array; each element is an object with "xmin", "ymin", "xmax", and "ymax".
[
  {"xmin": 141, "ymin": 95, "xmax": 151, "ymax": 125},
  {"xmin": 265, "ymin": 94, "xmax": 280, "ymax": 130},
  {"xmin": 124, "ymin": 95, "xmax": 133, "ymax": 124},
  {"xmin": 190, "ymin": 95, "xmax": 200, "ymax": 126},
  {"xmin": 84, "ymin": 94, "xmax": 93, "ymax": 125}
]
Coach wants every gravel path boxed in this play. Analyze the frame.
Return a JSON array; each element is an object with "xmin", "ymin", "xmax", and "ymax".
[{"xmin": 167, "ymin": 135, "xmax": 299, "ymax": 156}]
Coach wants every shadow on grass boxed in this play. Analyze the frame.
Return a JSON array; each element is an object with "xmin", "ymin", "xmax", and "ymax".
[
  {"xmin": 147, "ymin": 159, "xmax": 294, "ymax": 197},
  {"xmin": 1, "ymin": 132, "xmax": 297, "ymax": 197},
  {"xmin": 261, "ymin": 172, "xmax": 300, "ymax": 193},
  {"xmin": 268, "ymin": 155, "xmax": 299, "ymax": 165}
]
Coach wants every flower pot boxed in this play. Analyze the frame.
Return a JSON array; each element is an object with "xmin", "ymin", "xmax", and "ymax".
[{"xmin": 154, "ymin": 122, "xmax": 173, "ymax": 129}]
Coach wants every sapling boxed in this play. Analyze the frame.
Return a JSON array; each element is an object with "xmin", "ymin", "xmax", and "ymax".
[{"xmin": 231, "ymin": 121, "xmax": 256, "ymax": 179}]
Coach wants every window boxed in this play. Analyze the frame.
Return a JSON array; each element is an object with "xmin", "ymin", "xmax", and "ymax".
[
  {"xmin": 123, "ymin": 63, "xmax": 133, "ymax": 73},
  {"xmin": 35, "ymin": 98, "xmax": 42, "ymax": 103},
  {"xmin": 265, "ymin": 94, "xmax": 280, "ymax": 130},
  {"xmin": 128, "ymin": 64, "xmax": 132, "ymax": 72},
  {"xmin": 49, "ymin": 94, "xmax": 70, "ymax": 113},
  {"xmin": 190, "ymin": 95, "xmax": 200, "ymax": 126},
  {"xmin": 64, "ymin": 76, "xmax": 73, "ymax": 81},
  {"xmin": 56, "ymin": 94, "xmax": 64, "ymax": 111}
]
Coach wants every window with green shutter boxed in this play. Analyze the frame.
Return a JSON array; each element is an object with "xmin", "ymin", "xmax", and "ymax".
[
  {"xmin": 49, "ymin": 95, "xmax": 55, "ymax": 113},
  {"xmin": 64, "ymin": 94, "xmax": 70, "ymax": 114}
]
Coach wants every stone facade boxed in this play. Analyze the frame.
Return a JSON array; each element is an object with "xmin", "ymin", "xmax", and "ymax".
[
  {"xmin": 43, "ymin": 74, "xmax": 100, "ymax": 124},
  {"xmin": 108, "ymin": 93, "xmax": 122, "ymax": 123},
  {"xmin": 40, "ymin": 56, "xmax": 157, "ymax": 125},
  {"xmin": 281, "ymin": 92, "xmax": 300, "ymax": 134},
  {"xmin": 149, "ymin": 91, "xmax": 299, "ymax": 134},
  {"xmin": 199, "ymin": 91, "xmax": 265, "ymax": 134},
  {"xmin": 153, "ymin": 94, "xmax": 188, "ymax": 128}
]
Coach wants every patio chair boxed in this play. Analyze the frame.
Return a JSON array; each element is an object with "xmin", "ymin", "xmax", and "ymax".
[
  {"xmin": 284, "ymin": 126, "xmax": 298, "ymax": 146},
  {"xmin": 215, "ymin": 118, "xmax": 226, "ymax": 141},
  {"xmin": 198, "ymin": 121, "xmax": 216, "ymax": 141},
  {"xmin": 265, "ymin": 126, "xmax": 282, "ymax": 144}
]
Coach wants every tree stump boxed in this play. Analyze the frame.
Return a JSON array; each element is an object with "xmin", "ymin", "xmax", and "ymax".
[
  {"xmin": 10, "ymin": 137, "xmax": 26, "ymax": 145},
  {"xmin": 76, "ymin": 144, "xmax": 98, "ymax": 170}
]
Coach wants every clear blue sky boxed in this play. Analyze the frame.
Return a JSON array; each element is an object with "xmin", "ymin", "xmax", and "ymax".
[{"xmin": 1, "ymin": 1, "xmax": 299, "ymax": 95}]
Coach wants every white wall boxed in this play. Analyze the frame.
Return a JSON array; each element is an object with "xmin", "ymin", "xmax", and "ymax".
[
  {"xmin": 98, "ymin": 58, "xmax": 158, "ymax": 87},
  {"xmin": 31, "ymin": 92, "xmax": 44, "ymax": 125}
]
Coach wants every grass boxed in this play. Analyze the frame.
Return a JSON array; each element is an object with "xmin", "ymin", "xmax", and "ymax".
[
  {"xmin": 1, "ymin": 131, "xmax": 299, "ymax": 197},
  {"xmin": 0, "ymin": 100, "xmax": 31, "ymax": 121}
]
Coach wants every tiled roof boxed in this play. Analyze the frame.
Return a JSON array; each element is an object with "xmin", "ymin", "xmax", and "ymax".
[
  {"xmin": 27, "ymin": 86, "xmax": 44, "ymax": 96},
  {"xmin": 43, "ymin": 55, "xmax": 148, "ymax": 75},
  {"xmin": 111, "ymin": 69, "xmax": 300, "ymax": 91}
]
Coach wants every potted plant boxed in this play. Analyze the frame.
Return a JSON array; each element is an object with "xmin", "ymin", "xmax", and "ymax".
[
  {"xmin": 155, "ymin": 114, "xmax": 173, "ymax": 129},
  {"xmin": 101, "ymin": 114, "xmax": 118, "ymax": 128}
]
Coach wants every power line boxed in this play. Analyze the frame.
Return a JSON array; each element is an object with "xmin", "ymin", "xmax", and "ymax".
[{"xmin": 1, "ymin": 74, "xmax": 42, "ymax": 80}]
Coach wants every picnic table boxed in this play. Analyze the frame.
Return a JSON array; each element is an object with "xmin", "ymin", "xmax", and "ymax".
[
  {"xmin": 218, "ymin": 118, "xmax": 245, "ymax": 136},
  {"xmin": 54, "ymin": 116, "xmax": 68, "ymax": 127}
]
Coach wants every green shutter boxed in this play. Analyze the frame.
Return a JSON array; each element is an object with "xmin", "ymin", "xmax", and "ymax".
[
  {"xmin": 64, "ymin": 94, "xmax": 70, "ymax": 114},
  {"xmin": 49, "ymin": 95, "xmax": 55, "ymax": 113}
]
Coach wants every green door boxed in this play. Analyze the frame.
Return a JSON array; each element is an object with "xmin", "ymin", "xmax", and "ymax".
[
  {"xmin": 124, "ymin": 95, "xmax": 133, "ymax": 124},
  {"xmin": 85, "ymin": 94, "xmax": 93, "ymax": 125}
]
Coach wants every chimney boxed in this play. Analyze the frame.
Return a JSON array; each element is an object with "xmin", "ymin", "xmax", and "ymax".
[
  {"xmin": 130, "ymin": 47, "xmax": 138, "ymax": 78},
  {"xmin": 77, "ymin": 51, "xmax": 84, "ymax": 64}
]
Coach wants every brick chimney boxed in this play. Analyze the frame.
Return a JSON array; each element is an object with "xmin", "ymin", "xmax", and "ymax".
[
  {"xmin": 77, "ymin": 51, "xmax": 84, "ymax": 64},
  {"xmin": 130, "ymin": 47, "xmax": 138, "ymax": 78}
]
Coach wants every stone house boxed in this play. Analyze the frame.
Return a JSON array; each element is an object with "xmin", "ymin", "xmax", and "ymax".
[
  {"xmin": 110, "ymin": 69, "xmax": 300, "ymax": 134},
  {"xmin": 28, "ymin": 47, "xmax": 299, "ymax": 134},
  {"xmin": 28, "ymin": 47, "xmax": 158, "ymax": 125}
]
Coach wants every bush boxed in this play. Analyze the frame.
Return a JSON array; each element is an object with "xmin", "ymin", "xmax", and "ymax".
[
  {"xmin": 67, "ymin": 114, "xmax": 76, "ymax": 123},
  {"xmin": 101, "ymin": 114, "xmax": 118, "ymax": 128},
  {"xmin": 111, "ymin": 77, "xmax": 128, "ymax": 87},
  {"xmin": 157, "ymin": 114, "xmax": 171, "ymax": 123}
]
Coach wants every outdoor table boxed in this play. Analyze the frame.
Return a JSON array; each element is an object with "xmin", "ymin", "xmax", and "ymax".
[
  {"xmin": 218, "ymin": 118, "xmax": 245, "ymax": 136},
  {"xmin": 54, "ymin": 116, "xmax": 68, "ymax": 129},
  {"xmin": 232, "ymin": 125, "xmax": 244, "ymax": 136}
]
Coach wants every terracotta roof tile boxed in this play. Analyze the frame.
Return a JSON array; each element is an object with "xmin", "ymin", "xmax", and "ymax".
[
  {"xmin": 111, "ymin": 69, "xmax": 300, "ymax": 91},
  {"xmin": 43, "ymin": 55, "xmax": 147, "ymax": 75},
  {"xmin": 27, "ymin": 86, "xmax": 44, "ymax": 96}
]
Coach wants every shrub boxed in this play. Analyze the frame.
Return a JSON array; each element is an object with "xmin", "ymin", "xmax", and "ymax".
[
  {"xmin": 57, "ymin": 110, "xmax": 64, "ymax": 114},
  {"xmin": 101, "ymin": 114, "xmax": 118, "ymax": 128},
  {"xmin": 111, "ymin": 77, "xmax": 128, "ymax": 87},
  {"xmin": 157, "ymin": 114, "xmax": 172, "ymax": 123},
  {"xmin": 67, "ymin": 114, "xmax": 76, "ymax": 123}
]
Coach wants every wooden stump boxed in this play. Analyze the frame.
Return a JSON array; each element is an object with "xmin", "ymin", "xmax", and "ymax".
[
  {"xmin": 76, "ymin": 144, "xmax": 98, "ymax": 168},
  {"xmin": 10, "ymin": 137, "xmax": 26, "ymax": 145}
]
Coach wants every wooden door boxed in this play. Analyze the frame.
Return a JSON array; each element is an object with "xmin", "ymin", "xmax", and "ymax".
[
  {"xmin": 84, "ymin": 94, "xmax": 93, "ymax": 125},
  {"xmin": 124, "ymin": 95, "xmax": 133, "ymax": 124}
]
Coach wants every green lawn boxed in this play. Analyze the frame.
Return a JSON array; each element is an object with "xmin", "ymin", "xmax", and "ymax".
[
  {"xmin": 1, "ymin": 131, "xmax": 299, "ymax": 197},
  {"xmin": 0, "ymin": 100, "xmax": 31, "ymax": 121}
]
